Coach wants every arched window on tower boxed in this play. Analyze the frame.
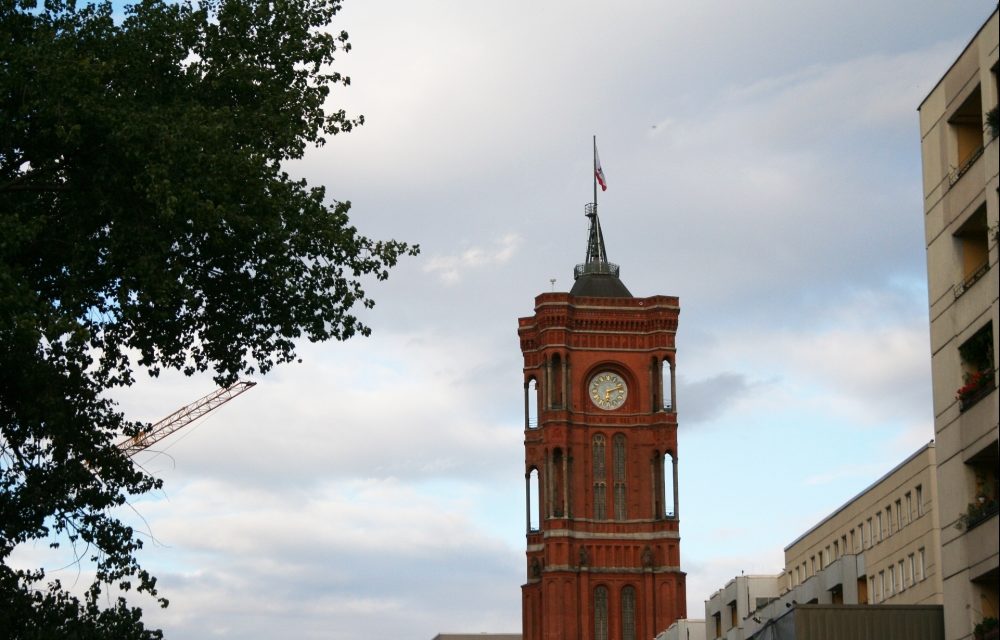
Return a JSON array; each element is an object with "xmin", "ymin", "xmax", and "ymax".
[
  {"xmin": 550, "ymin": 353, "xmax": 564, "ymax": 409},
  {"xmin": 594, "ymin": 586, "xmax": 609, "ymax": 640},
  {"xmin": 652, "ymin": 452, "xmax": 664, "ymax": 519},
  {"xmin": 662, "ymin": 358, "xmax": 674, "ymax": 412},
  {"xmin": 664, "ymin": 452, "xmax": 676, "ymax": 518},
  {"xmin": 551, "ymin": 448, "xmax": 565, "ymax": 518},
  {"xmin": 593, "ymin": 434, "xmax": 607, "ymax": 520},
  {"xmin": 621, "ymin": 585, "xmax": 637, "ymax": 640},
  {"xmin": 527, "ymin": 468, "xmax": 540, "ymax": 531},
  {"xmin": 613, "ymin": 433, "xmax": 627, "ymax": 521},
  {"xmin": 525, "ymin": 378, "xmax": 538, "ymax": 429}
]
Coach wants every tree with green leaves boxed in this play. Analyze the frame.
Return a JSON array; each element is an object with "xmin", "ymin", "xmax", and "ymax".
[{"xmin": 1, "ymin": 0, "xmax": 416, "ymax": 635}]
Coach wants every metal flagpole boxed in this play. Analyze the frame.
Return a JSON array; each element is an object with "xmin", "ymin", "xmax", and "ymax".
[{"xmin": 593, "ymin": 135, "xmax": 598, "ymax": 208}]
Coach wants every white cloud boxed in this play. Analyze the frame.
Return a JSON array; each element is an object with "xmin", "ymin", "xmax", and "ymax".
[{"xmin": 422, "ymin": 233, "xmax": 522, "ymax": 284}]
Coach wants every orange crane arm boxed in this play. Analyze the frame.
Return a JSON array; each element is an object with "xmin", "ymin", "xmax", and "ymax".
[{"xmin": 117, "ymin": 381, "xmax": 256, "ymax": 457}]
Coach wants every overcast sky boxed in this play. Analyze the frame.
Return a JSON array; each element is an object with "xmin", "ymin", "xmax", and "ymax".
[{"xmin": 15, "ymin": 2, "xmax": 999, "ymax": 639}]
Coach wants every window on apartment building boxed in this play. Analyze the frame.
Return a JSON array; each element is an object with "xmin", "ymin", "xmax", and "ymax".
[
  {"xmin": 957, "ymin": 321, "xmax": 996, "ymax": 412},
  {"xmin": 896, "ymin": 499, "xmax": 903, "ymax": 530},
  {"xmin": 833, "ymin": 540, "xmax": 839, "ymax": 560},
  {"xmin": 888, "ymin": 566, "xmax": 895, "ymax": 596},
  {"xmin": 954, "ymin": 204, "xmax": 991, "ymax": 297},
  {"xmin": 824, "ymin": 547, "xmax": 830, "ymax": 567},
  {"xmin": 886, "ymin": 505, "xmax": 893, "ymax": 536},
  {"xmin": 794, "ymin": 566, "xmax": 800, "ymax": 585},
  {"xmin": 949, "ymin": 84, "xmax": 984, "ymax": 180},
  {"xmin": 876, "ymin": 512, "xmax": 883, "ymax": 542},
  {"xmin": 918, "ymin": 547, "xmax": 926, "ymax": 581},
  {"xmin": 908, "ymin": 553, "xmax": 916, "ymax": 587},
  {"xmin": 905, "ymin": 492, "xmax": 913, "ymax": 523},
  {"xmin": 842, "ymin": 535, "xmax": 848, "ymax": 555},
  {"xmin": 965, "ymin": 444, "xmax": 999, "ymax": 531},
  {"xmin": 713, "ymin": 612, "xmax": 721, "ymax": 639},
  {"xmin": 851, "ymin": 529, "xmax": 857, "ymax": 552},
  {"xmin": 811, "ymin": 556, "xmax": 817, "ymax": 574},
  {"xmin": 897, "ymin": 561, "xmax": 905, "ymax": 591},
  {"xmin": 869, "ymin": 576, "xmax": 876, "ymax": 603},
  {"xmin": 878, "ymin": 571, "xmax": 885, "ymax": 601},
  {"xmin": 916, "ymin": 485, "xmax": 924, "ymax": 516}
]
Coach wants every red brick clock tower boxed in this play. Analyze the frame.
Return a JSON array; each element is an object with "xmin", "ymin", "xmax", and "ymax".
[{"xmin": 519, "ymin": 203, "xmax": 686, "ymax": 640}]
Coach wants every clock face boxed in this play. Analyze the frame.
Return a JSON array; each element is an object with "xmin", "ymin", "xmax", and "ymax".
[{"xmin": 589, "ymin": 371, "xmax": 627, "ymax": 410}]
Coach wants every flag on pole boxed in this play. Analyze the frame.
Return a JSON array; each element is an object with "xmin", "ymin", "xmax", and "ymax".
[{"xmin": 594, "ymin": 147, "xmax": 607, "ymax": 191}]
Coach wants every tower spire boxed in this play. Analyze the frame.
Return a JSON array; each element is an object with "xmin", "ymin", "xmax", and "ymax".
[
  {"xmin": 571, "ymin": 139, "xmax": 631, "ymax": 297},
  {"xmin": 583, "ymin": 203, "xmax": 609, "ymax": 266}
]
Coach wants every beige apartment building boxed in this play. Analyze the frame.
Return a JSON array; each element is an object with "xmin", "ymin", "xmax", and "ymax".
[
  {"xmin": 781, "ymin": 442, "xmax": 943, "ymax": 609},
  {"xmin": 703, "ymin": 443, "xmax": 943, "ymax": 640},
  {"xmin": 918, "ymin": 9, "xmax": 999, "ymax": 640}
]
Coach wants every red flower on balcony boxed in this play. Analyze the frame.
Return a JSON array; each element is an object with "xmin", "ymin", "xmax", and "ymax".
[{"xmin": 957, "ymin": 369, "xmax": 995, "ymax": 410}]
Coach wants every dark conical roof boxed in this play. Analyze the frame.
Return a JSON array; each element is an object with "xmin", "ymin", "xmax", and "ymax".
[{"xmin": 570, "ymin": 203, "xmax": 632, "ymax": 298}]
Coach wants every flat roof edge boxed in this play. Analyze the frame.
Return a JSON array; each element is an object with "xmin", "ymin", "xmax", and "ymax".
[
  {"xmin": 783, "ymin": 441, "xmax": 935, "ymax": 553},
  {"xmin": 918, "ymin": 9, "xmax": 999, "ymax": 110}
]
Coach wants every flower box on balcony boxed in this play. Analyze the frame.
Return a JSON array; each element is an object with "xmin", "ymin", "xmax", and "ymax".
[{"xmin": 957, "ymin": 370, "xmax": 996, "ymax": 412}]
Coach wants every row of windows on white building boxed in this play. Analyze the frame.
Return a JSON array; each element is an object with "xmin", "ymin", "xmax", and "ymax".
[{"xmin": 790, "ymin": 484, "xmax": 925, "ymax": 588}]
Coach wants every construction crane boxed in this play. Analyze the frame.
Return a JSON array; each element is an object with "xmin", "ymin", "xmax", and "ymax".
[{"xmin": 117, "ymin": 381, "xmax": 256, "ymax": 458}]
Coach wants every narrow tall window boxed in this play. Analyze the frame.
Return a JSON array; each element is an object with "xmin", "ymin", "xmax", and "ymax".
[
  {"xmin": 661, "ymin": 358, "xmax": 674, "ymax": 411},
  {"xmin": 897, "ymin": 561, "xmax": 905, "ymax": 591},
  {"xmin": 527, "ymin": 468, "xmax": 540, "ymax": 531},
  {"xmin": 594, "ymin": 586, "xmax": 609, "ymax": 640},
  {"xmin": 593, "ymin": 435, "xmax": 607, "ymax": 520},
  {"xmin": 551, "ymin": 448, "xmax": 565, "ymax": 518},
  {"xmin": 908, "ymin": 553, "xmax": 916, "ymax": 586},
  {"xmin": 918, "ymin": 547, "xmax": 926, "ymax": 580},
  {"xmin": 664, "ymin": 452, "xmax": 676, "ymax": 517},
  {"xmin": 550, "ymin": 354, "xmax": 564, "ymax": 408},
  {"xmin": 905, "ymin": 492, "xmax": 912, "ymax": 523},
  {"xmin": 876, "ymin": 512, "xmax": 883, "ymax": 542},
  {"xmin": 885, "ymin": 505, "xmax": 893, "ymax": 535},
  {"xmin": 613, "ymin": 434, "xmax": 627, "ymax": 521},
  {"xmin": 526, "ymin": 379, "xmax": 538, "ymax": 429},
  {"xmin": 916, "ymin": 485, "xmax": 924, "ymax": 516},
  {"xmin": 621, "ymin": 586, "xmax": 637, "ymax": 640},
  {"xmin": 895, "ymin": 499, "xmax": 903, "ymax": 530}
]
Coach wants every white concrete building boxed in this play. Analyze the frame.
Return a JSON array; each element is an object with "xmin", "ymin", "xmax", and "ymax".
[
  {"xmin": 918, "ymin": 9, "xmax": 999, "ymax": 640},
  {"xmin": 704, "ymin": 443, "xmax": 943, "ymax": 640}
]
